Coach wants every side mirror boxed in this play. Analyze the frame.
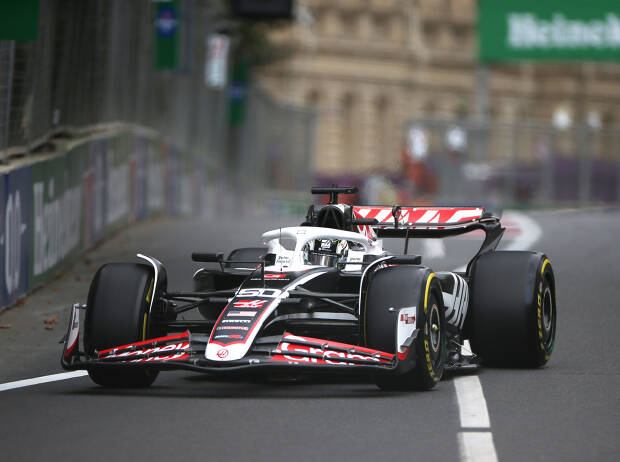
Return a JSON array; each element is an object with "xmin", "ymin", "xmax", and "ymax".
[
  {"xmin": 263, "ymin": 253, "xmax": 276, "ymax": 266},
  {"xmin": 191, "ymin": 252, "xmax": 224, "ymax": 263}
]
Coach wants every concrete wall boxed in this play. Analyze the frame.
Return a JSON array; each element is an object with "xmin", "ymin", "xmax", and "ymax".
[{"xmin": 0, "ymin": 127, "xmax": 209, "ymax": 312}]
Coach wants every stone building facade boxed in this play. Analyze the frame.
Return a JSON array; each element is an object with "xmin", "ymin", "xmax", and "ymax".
[{"xmin": 257, "ymin": 0, "xmax": 620, "ymax": 179}]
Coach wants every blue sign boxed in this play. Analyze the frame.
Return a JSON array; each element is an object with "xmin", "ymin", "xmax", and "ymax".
[
  {"xmin": 155, "ymin": 5, "xmax": 178, "ymax": 37},
  {"xmin": 1, "ymin": 166, "xmax": 32, "ymax": 307}
]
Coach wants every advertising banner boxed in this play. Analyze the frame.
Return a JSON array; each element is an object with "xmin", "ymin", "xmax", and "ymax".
[
  {"xmin": 84, "ymin": 138, "xmax": 107, "ymax": 248},
  {"xmin": 479, "ymin": 0, "xmax": 620, "ymax": 61},
  {"xmin": 131, "ymin": 135, "xmax": 150, "ymax": 222},
  {"xmin": 0, "ymin": 129, "xmax": 206, "ymax": 313},
  {"xmin": 30, "ymin": 156, "xmax": 82, "ymax": 289},
  {"xmin": 105, "ymin": 135, "xmax": 130, "ymax": 232},
  {"xmin": 0, "ymin": 0, "xmax": 39, "ymax": 40},
  {"xmin": 205, "ymin": 34, "xmax": 230, "ymax": 89},
  {"xmin": 154, "ymin": 0, "xmax": 180, "ymax": 69},
  {"xmin": 2, "ymin": 166, "xmax": 32, "ymax": 307}
]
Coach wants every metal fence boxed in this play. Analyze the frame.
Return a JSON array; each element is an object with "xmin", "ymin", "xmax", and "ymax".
[
  {"xmin": 403, "ymin": 119, "xmax": 620, "ymax": 207},
  {"xmin": 0, "ymin": 0, "xmax": 314, "ymax": 200},
  {"xmin": 238, "ymin": 86, "xmax": 316, "ymax": 194}
]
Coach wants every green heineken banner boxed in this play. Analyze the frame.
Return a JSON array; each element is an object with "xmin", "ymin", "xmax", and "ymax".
[
  {"xmin": 154, "ymin": 0, "xmax": 180, "ymax": 69},
  {"xmin": 0, "ymin": 0, "xmax": 39, "ymax": 40},
  {"xmin": 479, "ymin": 0, "xmax": 620, "ymax": 61}
]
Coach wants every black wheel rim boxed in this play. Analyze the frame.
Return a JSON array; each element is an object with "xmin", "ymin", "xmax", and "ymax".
[
  {"xmin": 542, "ymin": 285, "xmax": 554, "ymax": 348},
  {"xmin": 425, "ymin": 297, "xmax": 443, "ymax": 371}
]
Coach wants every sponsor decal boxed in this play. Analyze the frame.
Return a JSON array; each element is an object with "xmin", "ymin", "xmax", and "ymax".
[
  {"xmin": 32, "ymin": 177, "xmax": 81, "ymax": 277},
  {"xmin": 397, "ymin": 306, "xmax": 417, "ymax": 353},
  {"xmin": 222, "ymin": 319, "xmax": 251, "ymax": 323},
  {"xmin": 276, "ymin": 255, "xmax": 291, "ymax": 266},
  {"xmin": 424, "ymin": 339, "xmax": 435, "ymax": 378},
  {"xmin": 228, "ymin": 311, "xmax": 257, "ymax": 317},
  {"xmin": 237, "ymin": 288, "xmax": 282, "ymax": 298},
  {"xmin": 214, "ymin": 335, "xmax": 230, "ymax": 339},
  {"xmin": 264, "ymin": 273, "xmax": 287, "ymax": 279},
  {"xmin": 216, "ymin": 348, "xmax": 229, "ymax": 359},
  {"xmin": 271, "ymin": 334, "xmax": 392, "ymax": 366},
  {"xmin": 232, "ymin": 299, "xmax": 267, "ymax": 308},
  {"xmin": 216, "ymin": 326, "xmax": 249, "ymax": 330},
  {"xmin": 105, "ymin": 341, "xmax": 190, "ymax": 360},
  {"xmin": 400, "ymin": 313, "xmax": 416, "ymax": 324},
  {"xmin": 353, "ymin": 206, "xmax": 483, "ymax": 227}
]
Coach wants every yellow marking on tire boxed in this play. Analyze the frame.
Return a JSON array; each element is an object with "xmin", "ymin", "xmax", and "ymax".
[
  {"xmin": 142, "ymin": 313, "xmax": 148, "ymax": 341},
  {"xmin": 424, "ymin": 273, "xmax": 436, "ymax": 314},
  {"xmin": 423, "ymin": 273, "xmax": 439, "ymax": 380},
  {"xmin": 145, "ymin": 278, "xmax": 154, "ymax": 303},
  {"xmin": 541, "ymin": 258, "xmax": 550, "ymax": 277}
]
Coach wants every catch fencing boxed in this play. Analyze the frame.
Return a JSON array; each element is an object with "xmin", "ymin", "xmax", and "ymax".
[
  {"xmin": 0, "ymin": 0, "xmax": 314, "ymax": 199},
  {"xmin": 0, "ymin": 0, "xmax": 315, "ymax": 312},
  {"xmin": 403, "ymin": 119, "xmax": 620, "ymax": 207},
  {"xmin": 0, "ymin": 128, "xmax": 207, "ymax": 312}
]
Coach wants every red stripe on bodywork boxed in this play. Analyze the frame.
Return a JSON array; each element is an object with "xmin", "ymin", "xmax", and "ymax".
[
  {"xmin": 98, "ymin": 331, "xmax": 190, "ymax": 354},
  {"xmin": 282, "ymin": 333, "xmax": 394, "ymax": 358},
  {"xmin": 272, "ymin": 333, "xmax": 394, "ymax": 365}
]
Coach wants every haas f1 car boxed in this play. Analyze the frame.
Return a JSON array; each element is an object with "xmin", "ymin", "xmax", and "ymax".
[{"xmin": 61, "ymin": 187, "xmax": 556, "ymax": 390}]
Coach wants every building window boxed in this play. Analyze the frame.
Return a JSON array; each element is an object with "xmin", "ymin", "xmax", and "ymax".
[
  {"xmin": 376, "ymin": 95, "xmax": 390, "ymax": 162},
  {"xmin": 342, "ymin": 93, "xmax": 357, "ymax": 164},
  {"xmin": 306, "ymin": 89, "xmax": 321, "ymax": 108},
  {"xmin": 374, "ymin": 14, "xmax": 389, "ymax": 40},
  {"xmin": 341, "ymin": 12, "xmax": 359, "ymax": 38}
]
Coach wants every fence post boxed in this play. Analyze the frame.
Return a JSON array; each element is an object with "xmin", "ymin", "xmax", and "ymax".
[
  {"xmin": 1, "ymin": 41, "xmax": 15, "ymax": 163},
  {"xmin": 617, "ymin": 131, "xmax": 620, "ymax": 204},
  {"xmin": 509, "ymin": 121, "xmax": 519, "ymax": 207},
  {"xmin": 578, "ymin": 124, "xmax": 591, "ymax": 206}
]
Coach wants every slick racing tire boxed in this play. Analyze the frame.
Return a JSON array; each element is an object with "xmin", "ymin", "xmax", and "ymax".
[
  {"xmin": 468, "ymin": 251, "xmax": 556, "ymax": 367},
  {"xmin": 85, "ymin": 263, "xmax": 163, "ymax": 387},
  {"xmin": 225, "ymin": 247, "xmax": 267, "ymax": 269},
  {"xmin": 363, "ymin": 266, "xmax": 446, "ymax": 391}
]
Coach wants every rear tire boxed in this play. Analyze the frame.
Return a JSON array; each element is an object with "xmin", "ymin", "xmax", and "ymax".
[
  {"xmin": 363, "ymin": 266, "xmax": 446, "ymax": 391},
  {"xmin": 468, "ymin": 251, "xmax": 556, "ymax": 367},
  {"xmin": 85, "ymin": 263, "xmax": 163, "ymax": 387}
]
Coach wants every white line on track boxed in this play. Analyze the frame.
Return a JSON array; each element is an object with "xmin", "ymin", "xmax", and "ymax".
[
  {"xmin": 458, "ymin": 432, "xmax": 499, "ymax": 462},
  {"xmin": 0, "ymin": 371, "xmax": 88, "ymax": 392},
  {"xmin": 453, "ymin": 211, "xmax": 542, "ymax": 462},
  {"xmin": 454, "ymin": 375, "xmax": 491, "ymax": 428},
  {"xmin": 502, "ymin": 212, "xmax": 542, "ymax": 252}
]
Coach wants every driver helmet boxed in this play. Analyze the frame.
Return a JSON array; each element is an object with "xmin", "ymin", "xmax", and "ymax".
[{"xmin": 303, "ymin": 239, "xmax": 349, "ymax": 268}]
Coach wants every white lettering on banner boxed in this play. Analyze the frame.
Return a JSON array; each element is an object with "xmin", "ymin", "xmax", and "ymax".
[
  {"xmin": 106, "ymin": 158, "xmax": 129, "ymax": 225},
  {"xmin": 508, "ymin": 13, "xmax": 620, "ymax": 50},
  {"xmin": 33, "ymin": 179, "xmax": 81, "ymax": 277},
  {"xmin": 5, "ymin": 191, "xmax": 22, "ymax": 294}
]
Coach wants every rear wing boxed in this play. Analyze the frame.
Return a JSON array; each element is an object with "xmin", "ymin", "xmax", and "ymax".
[
  {"xmin": 307, "ymin": 186, "xmax": 505, "ymax": 273},
  {"xmin": 352, "ymin": 205, "xmax": 501, "ymax": 238},
  {"xmin": 352, "ymin": 204, "xmax": 504, "ymax": 274}
]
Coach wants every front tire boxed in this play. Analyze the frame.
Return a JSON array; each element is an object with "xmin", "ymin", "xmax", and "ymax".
[
  {"xmin": 468, "ymin": 251, "xmax": 556, "ymax": 367},
  {"xmin": 363, "ymin": 266, "xmax": 446, "ymax": 390},
  {"xmin": 85, "ymin": 263, "xmax": 163, "ymax": 387}
]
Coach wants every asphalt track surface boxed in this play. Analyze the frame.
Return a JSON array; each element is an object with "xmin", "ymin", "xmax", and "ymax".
[{"xmin": 1, "ymin": 209, "xmax": 619, "ymax": 461}]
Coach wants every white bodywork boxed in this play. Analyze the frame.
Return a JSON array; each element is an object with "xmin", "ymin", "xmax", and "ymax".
[{"xmin": 261, "ymin": 226, "xmax": 385, "ymax": 272}]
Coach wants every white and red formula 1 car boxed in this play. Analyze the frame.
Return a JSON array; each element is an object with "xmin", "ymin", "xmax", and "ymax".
[{"xmin": 61, "ymin": 186, "xmax": 557, "ymax": 390}]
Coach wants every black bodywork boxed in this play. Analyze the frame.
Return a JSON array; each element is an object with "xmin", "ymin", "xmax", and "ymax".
[{"xmin": 61, "ymin": 186, "xmax": 504, "ymax": 376}]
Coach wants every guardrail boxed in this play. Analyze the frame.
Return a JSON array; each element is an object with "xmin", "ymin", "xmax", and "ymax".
[{"xmin": 0, "ymin": 125, "xmax": 211, "ymax": 313}]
